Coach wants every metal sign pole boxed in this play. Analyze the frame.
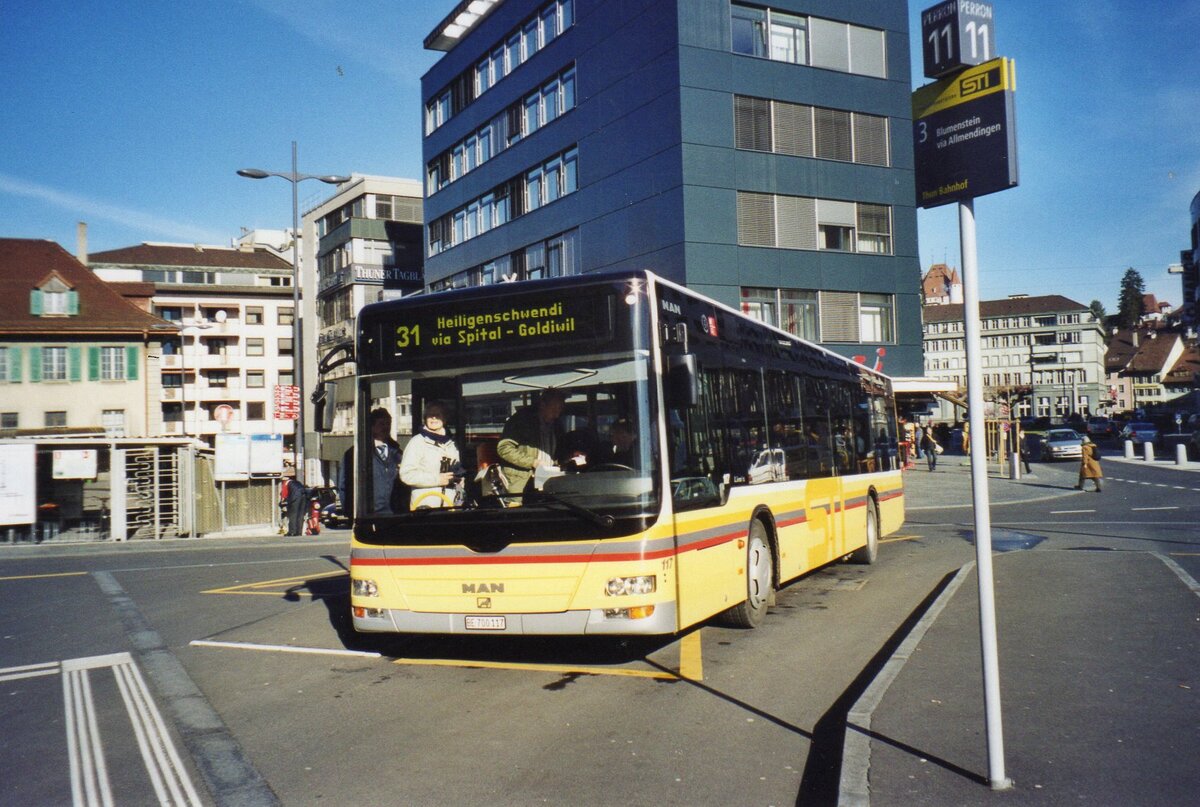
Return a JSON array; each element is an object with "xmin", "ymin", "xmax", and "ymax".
[{"xmin": 959, "ymin": 198, "xmax": 1012, "ymax": 790}]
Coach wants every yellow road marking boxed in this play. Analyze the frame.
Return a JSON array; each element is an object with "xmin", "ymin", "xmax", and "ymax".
[
  {"xmin": 0, "ymin": 571, "xmax": 88, "ymax": 582},
  {"xmin": 396, "ymin": 629, "xmax": 705, "ymax": 682},
  {"xmin": 678, "ymin": 629, "xmax": 703, "ymax": 681},
  {"xmin": 202, "ymin": 569, "xmax": 708, "ymax": 682},
  {"xmin": 201, "ymin": 570, "xmax": 346, "ymax": 596}
]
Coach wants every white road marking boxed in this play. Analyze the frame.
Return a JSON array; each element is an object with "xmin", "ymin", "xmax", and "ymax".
[
  {"xmin": 1050, "ymin": 510, "xmax": 1095, "ymax": 514},
  {"xmin": 58, "ymin": 653, "xmax": 202, "ymax": 807},
  {"xmin": 111, "ymin": 657, "xmax": 203, "ymax": 806},
  {"xmin": 190, "ymin": 639, "xmax": 381, "ymax": 658},
  {"xmin": 1131, "ymin": 506, "xmax": 1179, "ymax": 512},
  {"xmin": 0, "ymin": 660, "xmax": 59, "ymax": 682}
]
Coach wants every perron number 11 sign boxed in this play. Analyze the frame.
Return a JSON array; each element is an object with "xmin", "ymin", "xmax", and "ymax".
[{"xmin": 912, "ymin": 55, "xmax": 1018, "ymax": 208}]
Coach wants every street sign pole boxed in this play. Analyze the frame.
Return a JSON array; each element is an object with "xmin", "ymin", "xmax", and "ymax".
[
  {"xmin": 917, "ymin": 2, "xmax": 1014, "ymax": 791},
  {"xmin": 959, "ymin": 198, "xmax": 1012, "ymax": 790}
]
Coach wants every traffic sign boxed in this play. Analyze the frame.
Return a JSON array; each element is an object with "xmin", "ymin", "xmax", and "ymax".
[
  {"xmin": 274, "ymin": 384, "xmax": 300, "ymax": 420},
  {"xmin": 912, "ymin": 56, "xmax": 1018, "ymax": 208}
]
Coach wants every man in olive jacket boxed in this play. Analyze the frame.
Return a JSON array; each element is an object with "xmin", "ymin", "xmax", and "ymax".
[{"xmin": 497, "ymin": 389, "xmax": 567, "ymax": 495}]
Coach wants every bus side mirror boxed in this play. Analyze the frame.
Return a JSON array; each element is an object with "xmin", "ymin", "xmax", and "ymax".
[
  {"xmin": 666, "ymin": 353, "xmax": 699, "ymax": 408},
  {"xmin": 311, "ymin": 381, "xmax": 337, "ymax": 433}
]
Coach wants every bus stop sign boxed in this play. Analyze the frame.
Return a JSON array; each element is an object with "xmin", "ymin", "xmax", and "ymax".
[{"xmin": 912, "ymin": 56, "xmax": 1018, "ymax": 209}]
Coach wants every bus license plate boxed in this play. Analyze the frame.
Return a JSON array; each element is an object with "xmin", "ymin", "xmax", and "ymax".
[{"xmin": 465, "ymin": 615, "xmax": 506, "ymax": 631}]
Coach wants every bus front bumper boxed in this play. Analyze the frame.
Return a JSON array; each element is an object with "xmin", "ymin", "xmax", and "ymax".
[{"xmin": 352, "ymin": 601, "xmax": 677, "ymax": 636}]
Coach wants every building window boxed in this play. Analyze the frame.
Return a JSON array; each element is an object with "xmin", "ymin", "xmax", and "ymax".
[
  {"xmin": 247, "ymin": 370, "xmax": 265, "ymax": 388},
  {"xmin": 279, "ymin": 307, "xmax": 294, "ymax": 326},
  {"xmin": 731, "ymin": 4, "xmax": 886, "ymax": 79},
  {"xmin": 0, "ymin": 347, "xmax": 8, "ymax": 381},
  {"xmin": 101, "ymin": 346, "xmax": 126, "ymax": 380},
  {"xmin": 736, "ymin": 97, "xmax": 891, "ymax": 167},
  {"xmin": 45, "ymin": 411, "xmax": 67, "ymax": 428},
  {"xmin": 279, "ymin": 338, "xmax": 294, "ymax": 356},
  {"xmin": 737, "ymin": 192, "xmax": 892, "ymax": 255},
  {"xmin": 430, "ymin": 147, "xmax": 578, "ymax": 256},
  {"xmin": 102, "ymin": 409, "xmax": 125, "ymax": 437},
  {"xmin": 1, "ymin": 413, "xmax": 16, "ymax": 429},
  {"xmin": 245, "ymin": 307, "xmax": 263, "ymax": 325},
  {"xmin": 859, "ymin": 294, "xmax": 895, "ymax": 342},
  {"xmin": 162, "ymin": 373, "xmax": 183, "ymax": 388},
  {"xmin": 742, "ymin": 287, "xmax": 885, "ymax": 344},
  {"xmin": 247, "ymin": 402, "xmax": 265, "ymax": 421},
  {"xmin": 425, "ymin": 0, "xmax": 576, "ymax": 134},
  {"xmin": 781, "ymin": 290, "xmax": 819, "ymax": 341},
  {"xmin": 279, "ymin": 371, "xmax": 294, "ymax": 387},
  {"xmin": 208, "ymin": 371, "xmax": 228, "ymax": 388},
  {"xmin": 42, "ymin": 347, "xmax": 67, "ymax": 381},
  {"xmin": 157, "ymin": 306, "xmax": 183, "ymax": 321},
  {"xmin": 246, "ymin": 338, "xmax": 265, "ymax": 357}
]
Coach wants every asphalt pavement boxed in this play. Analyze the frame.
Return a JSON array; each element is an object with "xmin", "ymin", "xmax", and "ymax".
[{"xmin": 840, "ymin": 449, "xmax": 1200, "ymax": 806}]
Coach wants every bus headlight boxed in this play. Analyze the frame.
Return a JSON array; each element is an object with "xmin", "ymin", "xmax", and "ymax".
[
  {"xmin": 605, "ymin": 575, "xmax": 656, "ymax": 596},
  {"xmin": 352, "ymin": 578, "xmax": 379, "ymax": 598}
]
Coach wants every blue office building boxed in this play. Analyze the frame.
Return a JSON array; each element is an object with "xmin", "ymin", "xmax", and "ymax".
[{"xmin": 421, "ymin": 0, "xmax": 921, "ymax": 375}]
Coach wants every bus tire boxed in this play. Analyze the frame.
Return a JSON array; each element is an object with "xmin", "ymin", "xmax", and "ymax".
[
  {"xmin": 723, "ymin": 520, "xmax": 773, "ymax": 628},
  {"xmin": 849, "ymin": 497, "xmax": 879, "ymax": 565}
]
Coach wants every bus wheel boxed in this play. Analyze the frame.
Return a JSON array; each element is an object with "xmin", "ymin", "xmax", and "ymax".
[
  {"xmin": 849, "ymin": 497, "xmax": 879, "ymax": 565},
  {"xmin": 724, "ymin": 520, "xmax": 773, "ymax": 628}
]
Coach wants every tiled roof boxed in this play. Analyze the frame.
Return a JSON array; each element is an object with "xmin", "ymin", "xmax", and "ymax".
[
  {"xmin": 89, "ymin": 243, "xmax": 292, "ymax": 271},
  {"xmin": 0, "ymin": 239, "xmax": 175, "ymax": 335},
  {"xmin": 923, "ymin": 295, "xmax": 1087, "ymax": 323},
  {"xmin": 1124, "ymin": 332, "xmax": 1180, "ymax": 373}
]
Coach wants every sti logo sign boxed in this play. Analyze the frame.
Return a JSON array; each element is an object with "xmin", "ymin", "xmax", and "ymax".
[
  {"xmin": 921, "ymin": 0, "xmax": 997, "ymax": 79},
  {"xmin": 912, "ymin": 56, "xmax": 1019, "ymax": 208}
]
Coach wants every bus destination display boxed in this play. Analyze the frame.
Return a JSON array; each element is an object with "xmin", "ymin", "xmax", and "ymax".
[{"xmin": 390, "ymin": 295, "xmax": 610, "ymax": 357}]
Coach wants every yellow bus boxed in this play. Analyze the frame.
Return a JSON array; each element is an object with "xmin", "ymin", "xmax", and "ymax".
[{"xmin": 332, "ymin": 270, "xmax": 902, "ymax": 635}]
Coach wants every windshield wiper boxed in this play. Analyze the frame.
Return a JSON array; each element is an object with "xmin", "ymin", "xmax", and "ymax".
[{"xmin": 522, "ymin": 491, "xmax": 615, "ymax": 528}]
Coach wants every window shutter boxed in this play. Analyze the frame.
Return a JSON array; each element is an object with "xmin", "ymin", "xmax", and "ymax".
[
  {"xmin": 30, "ymin": 348, "xmax": 42, "ymax": 382},
  {"xmin": 30, "ymin": 289, "xmax": 43, "ymax": 315},
  {"xmin": 9, "ymin": 347, "xmax": 20, "ymax": 382},
  {"xmin": 69, "ymin": 347, "xmax": 82, "ymax": 381},
  {"xmin": 852, "ymin": 113, "xmax": 889, "ymax": 166},
  {"xmin": 773, "ymin": 101, "xmax": 813, "ymax": 157},
  {"xmin": 736, "ymin": 192, "xmax": 776, "ymax": 247},
  {"xmin": 814, "ymin": 108, "xmax": 852, "ymax": 161},
  {"xmin": 819, "ymin": 291, "xmax": 860, "ymax": 343},
  {"xmin": 734, "ymin": 96, "xmax": 771, "ymax": 151},
  {"xmin": 68, "ymin": 290, "xmax": 80, "ymax": 315},
  {"xmin": 126, "ymin": 346, "xmax": 139, "ymax": 380},
  {"xmin": 776, "ymin": 195, "xmax": 817, "ymax": 250},
  {"xmin": 88, "ymin": 347, "xmax": 101, "ymax": 380}
]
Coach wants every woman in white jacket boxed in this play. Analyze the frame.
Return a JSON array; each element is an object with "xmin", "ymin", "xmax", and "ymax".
[{"xmin": 399, "ymin": 400, "xmax": 461, "ymax": 509}]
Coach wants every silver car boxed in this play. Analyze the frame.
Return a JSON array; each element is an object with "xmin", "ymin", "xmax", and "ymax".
[{"xmin": 1040, "ymin": 429, "xmax": 1084, "ymax": 461}]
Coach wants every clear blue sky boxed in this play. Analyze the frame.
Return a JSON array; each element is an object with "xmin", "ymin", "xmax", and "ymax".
[{"xmin": 2, "ymin": 0, "xmax": 1196, "ymax": 313}]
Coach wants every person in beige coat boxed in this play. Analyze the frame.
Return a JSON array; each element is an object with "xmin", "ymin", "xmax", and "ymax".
[{"xmin": 1076, "ymin": 435, "xmax": 1103, "ymax": 492}]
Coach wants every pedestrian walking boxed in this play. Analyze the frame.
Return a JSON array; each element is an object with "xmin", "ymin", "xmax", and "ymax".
[
  {"xmin": 1018, "ymin": 429, "xmax": 1033, "ymax": 475},
  {"xmin": 1076, "ymin": 435, "xmax": 1103, "ymax": 492},
  {"xmin": 920, "ymin": 425, "xmax": 939, "ymax": 471}
]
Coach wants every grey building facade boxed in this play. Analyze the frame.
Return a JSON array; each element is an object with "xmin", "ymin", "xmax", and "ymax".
[{"xmin": 420, "ymin": 0, "xmax": 922, "ymax": 375}]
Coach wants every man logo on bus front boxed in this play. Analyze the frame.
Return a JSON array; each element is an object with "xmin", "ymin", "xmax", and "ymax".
[{"xmin": 477, "ymin": 598, "xmax": 492, "ymax": 609}]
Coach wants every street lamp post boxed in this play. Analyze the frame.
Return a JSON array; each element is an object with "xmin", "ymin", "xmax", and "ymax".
[{"xmin": 238, "ymin": 143, "xmax": 348, "ymax": 486}]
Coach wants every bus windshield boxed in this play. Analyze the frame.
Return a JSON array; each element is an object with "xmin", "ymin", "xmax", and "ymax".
[{"xmin": 356, "ymin": 349, "xmax": 660, "ymax": 541}]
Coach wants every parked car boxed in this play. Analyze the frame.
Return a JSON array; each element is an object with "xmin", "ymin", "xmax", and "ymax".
[
  {"xmin": 1119, "ymin": 422, "xmax": 1160, "ymax": 446},
  {"xmin": 1086, "ymin": 416, "xmax": 1116, "ymax": 439},
  {"xmin": 1040, "ymin": 429, "xmax": 1085, "ymax": 461}
]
